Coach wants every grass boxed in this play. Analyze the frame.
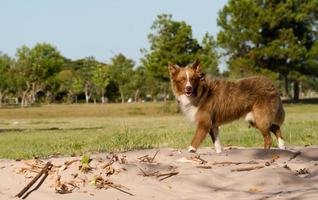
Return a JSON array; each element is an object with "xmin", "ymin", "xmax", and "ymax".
[{"xmin": 0, "ymin": 102, "xmax": 317, "ymax": 159}]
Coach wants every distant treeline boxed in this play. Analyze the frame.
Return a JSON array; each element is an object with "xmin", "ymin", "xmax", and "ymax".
[{"xmin": 0, "ymin": 0, "xmax": 318, "ymax": 107}]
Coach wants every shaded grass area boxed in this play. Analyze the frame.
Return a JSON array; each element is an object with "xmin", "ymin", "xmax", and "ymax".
[{"xmin": 0, "ymin": 102, "xmax": 317, "ymax": 159}]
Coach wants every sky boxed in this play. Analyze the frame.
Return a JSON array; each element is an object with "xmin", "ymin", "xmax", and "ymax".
[{"xmin": 1, "ymin": 0, "xmax": 228, "ymax": 64}]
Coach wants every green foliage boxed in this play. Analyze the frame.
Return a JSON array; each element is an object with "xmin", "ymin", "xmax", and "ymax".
[
  {"xmin": 198, "ymin": 33, "xmax": 219, "ymax": 76},
  {"xmin": 1, "ymin": 10, "xmax": 317, "ymax": 104},
  {"xmin": 109, "ymin": 54, "xmax": 134, "ymax": 103},
  {"xmin": 218, "ymin": 0, "xmax": 318, "ymax": 98},
  {"xmin": 141, "ymin": 14, "xmax": 201, "ymax": 82},
  {"xmin": 141, "ymin": 14, "xmax": 219, "ymax": 101},
  {"xmin": 0, "ymin": 53, "xmax": 12, "ymax": 91},
  {"xmin": 81, "ymin": 155, "xmax": 91, "ymax": 165},
  {"xmin": 91, "ymin": 63, "xmax": 110, "ymax": 101},
  {"xmin": 14, "ymin": 43, "xmax": 65, "ymax": 105},
  {"xmin": 16, "ymin": 43, "xmax": 65, "ymax": 82}
]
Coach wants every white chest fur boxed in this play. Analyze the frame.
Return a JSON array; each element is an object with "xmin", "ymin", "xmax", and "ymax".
[{"xmin": 177, "ymin": 95, "xmax": 198, "ymax": 122}]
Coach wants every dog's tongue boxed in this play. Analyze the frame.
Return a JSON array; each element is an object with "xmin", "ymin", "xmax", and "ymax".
[{"xmin": 185, "ymin": 92, "xmax": 192, "ymax": 97}]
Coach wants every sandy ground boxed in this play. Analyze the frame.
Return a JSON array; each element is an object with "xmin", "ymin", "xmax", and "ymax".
[{"xmin": 0, "ymin": 146, "xmax": 318, "ymax": 200}]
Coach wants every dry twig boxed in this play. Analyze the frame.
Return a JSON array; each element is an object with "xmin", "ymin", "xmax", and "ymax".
[
  {"xmin": 93, "ymin": 176, "xmax": 134, "ymax": 196},
  {"xmin": 16, "ymin": 161, "xmax": 53, "ymax": 198},
  {"xmin": 157, "ymin": 172, "xmax": 179, "ymax": 181},
  {"xmin": 213, "ymin": 161, "xmax": 258, "ymax": 165},
  {"xmin": 138, "ymin": 150, "xmax": 160, "ymax": 163},
  {"xmin": 288, "ymin": 151, "xmax": 301, "ymax": 161},
  {"xmin": 59, "ymin": 159, "xmax": 79, "ymax": 172},
  {"xmin": 196, "ymin": 166, "xmax": 212, "ymax": 169},
  {"xmin": 231, "ymin": 166, "xmax": 264, "ymax": 172}
]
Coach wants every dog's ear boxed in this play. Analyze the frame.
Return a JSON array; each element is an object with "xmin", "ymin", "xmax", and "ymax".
[
  {"xmin": 168, "ymin": 62, "xmax": 180, "ymax": 77},
  {"xmin": 191, "ymin": 58, "xmax": 202, "ymax": 76},
  {"xmin": 192, "ymin": 59, "xmax": 201, "ymax": 74}
]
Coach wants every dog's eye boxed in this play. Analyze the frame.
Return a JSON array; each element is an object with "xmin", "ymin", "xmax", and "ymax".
[{"xmin": 177, "ymin": 77, "xmax": 186, "ymax": 82}]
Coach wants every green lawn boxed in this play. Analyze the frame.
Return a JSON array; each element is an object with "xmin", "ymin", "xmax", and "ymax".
[{"xmin": 0, "ymin": 102, "xmax": 317, "ymax": 159}]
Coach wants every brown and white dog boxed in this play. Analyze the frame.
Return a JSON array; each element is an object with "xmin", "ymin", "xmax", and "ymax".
[{"xmin": 168, "ymin": 59, "xmax": 285, "ymax": 153}]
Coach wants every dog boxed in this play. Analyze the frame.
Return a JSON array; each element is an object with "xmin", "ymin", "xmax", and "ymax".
[{"xmin": 168, "ymin": 59, "xmax": 285, "ymax": 153}]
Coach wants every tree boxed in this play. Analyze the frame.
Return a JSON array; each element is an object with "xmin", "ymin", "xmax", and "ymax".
[
  {"xmin": 131, "ymin": 66, "xmax": 147, "ymax": 102},
  {"xmin": 109, "ymin": 54, "xmax": 134, "ymax": 103},
  {"xmin": 56, "ymin": 69, "xmax": 83, "ymax": 103},
  {"xmin": 73, "ymin": 57, "xmax": 101, "ymax": 104},
  {"xmin": 91, "ymin": 63, "xmax": 110, "ymax": 104},
  {"xmin": 217, "ymin": 0, "xmax": 318, "ymax": 100},
  {"xmin": 44, "ymin": 75, "xmax": 61, "ymax": 104},
  {"xmin": 198, "ymin": 33, "xmax": 219, "ymax": 76},
  {"xmin": 15, "ymin": 43, "xmax": 65, "ymax": 106},
  {"xmin": 0, "ymin": 53, "xmax": 13, "ymax": 107},
  {"xmin": 141, "ymin": 14, "xmax": 202, "ymax": 102}
]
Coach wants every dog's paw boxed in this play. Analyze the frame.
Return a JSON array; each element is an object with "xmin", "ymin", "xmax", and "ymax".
[
  {"xmin": 188, "ymin": 146, "xmax": 197, "ymax": 153},
  {"xmin": 215, "ymin": 148, "xmax": 223, "ymax": 153},
  {"xmin": 278, "ymin": 138, "xmax": 286, "ymax": 150}
]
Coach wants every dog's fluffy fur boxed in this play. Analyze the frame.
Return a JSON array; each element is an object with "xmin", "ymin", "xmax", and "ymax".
[{"xmin": 168, "ymin": 59, "xmax": 285, "ymax": 153}]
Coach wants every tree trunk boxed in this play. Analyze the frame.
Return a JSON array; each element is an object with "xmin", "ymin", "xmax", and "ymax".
[
  {"xmin": 30, "ymin": 89, "xmax": 35, "ymax": 104},
  {"xmin": 101, "ymin": 96, "xmax": 105, "ymax": 104},
  {"xmin": 134, "ymin": 89, "xmax": 140, "ymax": 102},
  {"xmin": 293, "ymin": 80, "xmax": 300, "ymax": 101},
  {"xmin": 100, "ymin": 90, "xmax": 106, "ymax": 104},
  {"xmin": 0, "ymin": 91, "xmax": 5, "ymax": 107},
  {"xmin": 45, "ymin": 91, "xmax": 51, "ymax": 104},
  {"xmin": 163, "ymin": 84, "xmax": 167, "ymax": 103},
  {"xmin": 284, "ymin": 75, "xmax": 291, "ymax": 98},
  {"xmin": 21, "ymin": 91, "xmax": 28, "ymax": 108},
  {"xmin": 85, "ymin": 84, "xmax": 91, "ymax": 104},
  {"xmin": 119, "ymin": 87, "xmax": 125, "ymax": 104}
]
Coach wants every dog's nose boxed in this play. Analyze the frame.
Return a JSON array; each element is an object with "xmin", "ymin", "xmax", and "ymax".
[{"xmin": 186, "ymin": 86, "xmax": 192, "ymax": 92}]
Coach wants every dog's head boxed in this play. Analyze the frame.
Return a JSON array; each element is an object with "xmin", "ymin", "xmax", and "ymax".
[{"xmin": 168, "ymin": 59, "xmax": 204, "ymax": 97}]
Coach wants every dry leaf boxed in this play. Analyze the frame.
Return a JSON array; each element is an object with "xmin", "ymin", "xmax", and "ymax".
[
  {"xmin": 271, "ymin": 154, "xmax": 280, "ymax": 163},
  {"xmin": 105, "ymin": 165, "xmax": 115, "ymax": 176},
  {"xmin": 249, "ymin": 187, "xmax": 261, "ymax": 193}
]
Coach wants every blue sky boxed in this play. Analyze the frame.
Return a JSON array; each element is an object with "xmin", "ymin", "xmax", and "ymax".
[{"xmin": 1, "ymin": 0, "xmax": 227, "ymax": 64}]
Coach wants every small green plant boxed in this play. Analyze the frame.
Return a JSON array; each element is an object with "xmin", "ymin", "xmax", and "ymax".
[{"xmin": 80, "ymin": 155, "xmax": 92, "ymax": 172}]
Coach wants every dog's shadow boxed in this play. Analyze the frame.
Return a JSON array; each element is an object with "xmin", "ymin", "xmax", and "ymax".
[{"xmin": 224, "ymin": 147, "xmax": 318, "ymax": 161}]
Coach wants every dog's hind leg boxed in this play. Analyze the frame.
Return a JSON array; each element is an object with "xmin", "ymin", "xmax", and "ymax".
[
  {"xmin": 261, "ymin": 129, "xmax": 272, "ymax": 149},
  {"xmin": 253, "ymin": 107, "xmax": 273, "ymax": 149},
  {"xmin": 209, "ymin": 127, "xmax": 223, "ymax": 153},
  {"xmin": 270, "ymin": 124, "xmax": 286, "ymax": 149}
]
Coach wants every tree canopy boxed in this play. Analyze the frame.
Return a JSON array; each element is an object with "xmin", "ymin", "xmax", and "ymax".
[
  {"xmin": 0, "ymin": 8, "xmax": 317, "ymax": 106},
  {"xmin": 141, "ymin": 14, "xmax": 219, "ymax": 101},
  {"xmin": 217, "ymin": 0, "xmax": 318, "ymax": 99}
]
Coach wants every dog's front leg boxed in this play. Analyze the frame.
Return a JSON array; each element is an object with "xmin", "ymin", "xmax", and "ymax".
[{"xmin": 188, "ymin": 117, "xmax": 211, "ymax": 153}]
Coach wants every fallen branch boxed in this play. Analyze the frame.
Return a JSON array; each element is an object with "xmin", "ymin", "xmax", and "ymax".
[
  {"xmin": 288, "ymin": 151, "xmax": 301, "ymax": 161},
  {"xmin": 151, "ymin": 150, "xmax": 160, "ymax": 162},
  {"xmin": 107, "ymin": 183, "xmax": 134, "ymax": 196},
  {"xmin": 213, "ymin": 161, "xmax": 258, "ymax": 165},
  {"xmin": 59, "ymin": 159, "xmax": 79, "ymax": 172},
  {"xmin": 93, "ymin": 176, "xmax": 134, "ymax": 196},
  {"xmin": 194, "ymin": 155, "xmax": 207, "ymax": 164},
  {"xmin": 231, "ymin": 166, "xmax": 264, "ymax": 172},
  {"xmin": 16, "ymin": 161, "xmax": 53, "ymax": 198},
  {"xmin": 157, "ymin": 172, "xmax": 179, "ymax": 181},
  {"xmin": 196, "ymin": 166, "xmax": 212, "ymax": 169},
  {"xmin": 139, "ymin": 168, "xmax": 159, "ymax": 177}
]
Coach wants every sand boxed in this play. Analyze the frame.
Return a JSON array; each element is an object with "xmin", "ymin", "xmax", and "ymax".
[{"xmin": 0, "ymin": 146, "xmax": 318, "ymax": 200}]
